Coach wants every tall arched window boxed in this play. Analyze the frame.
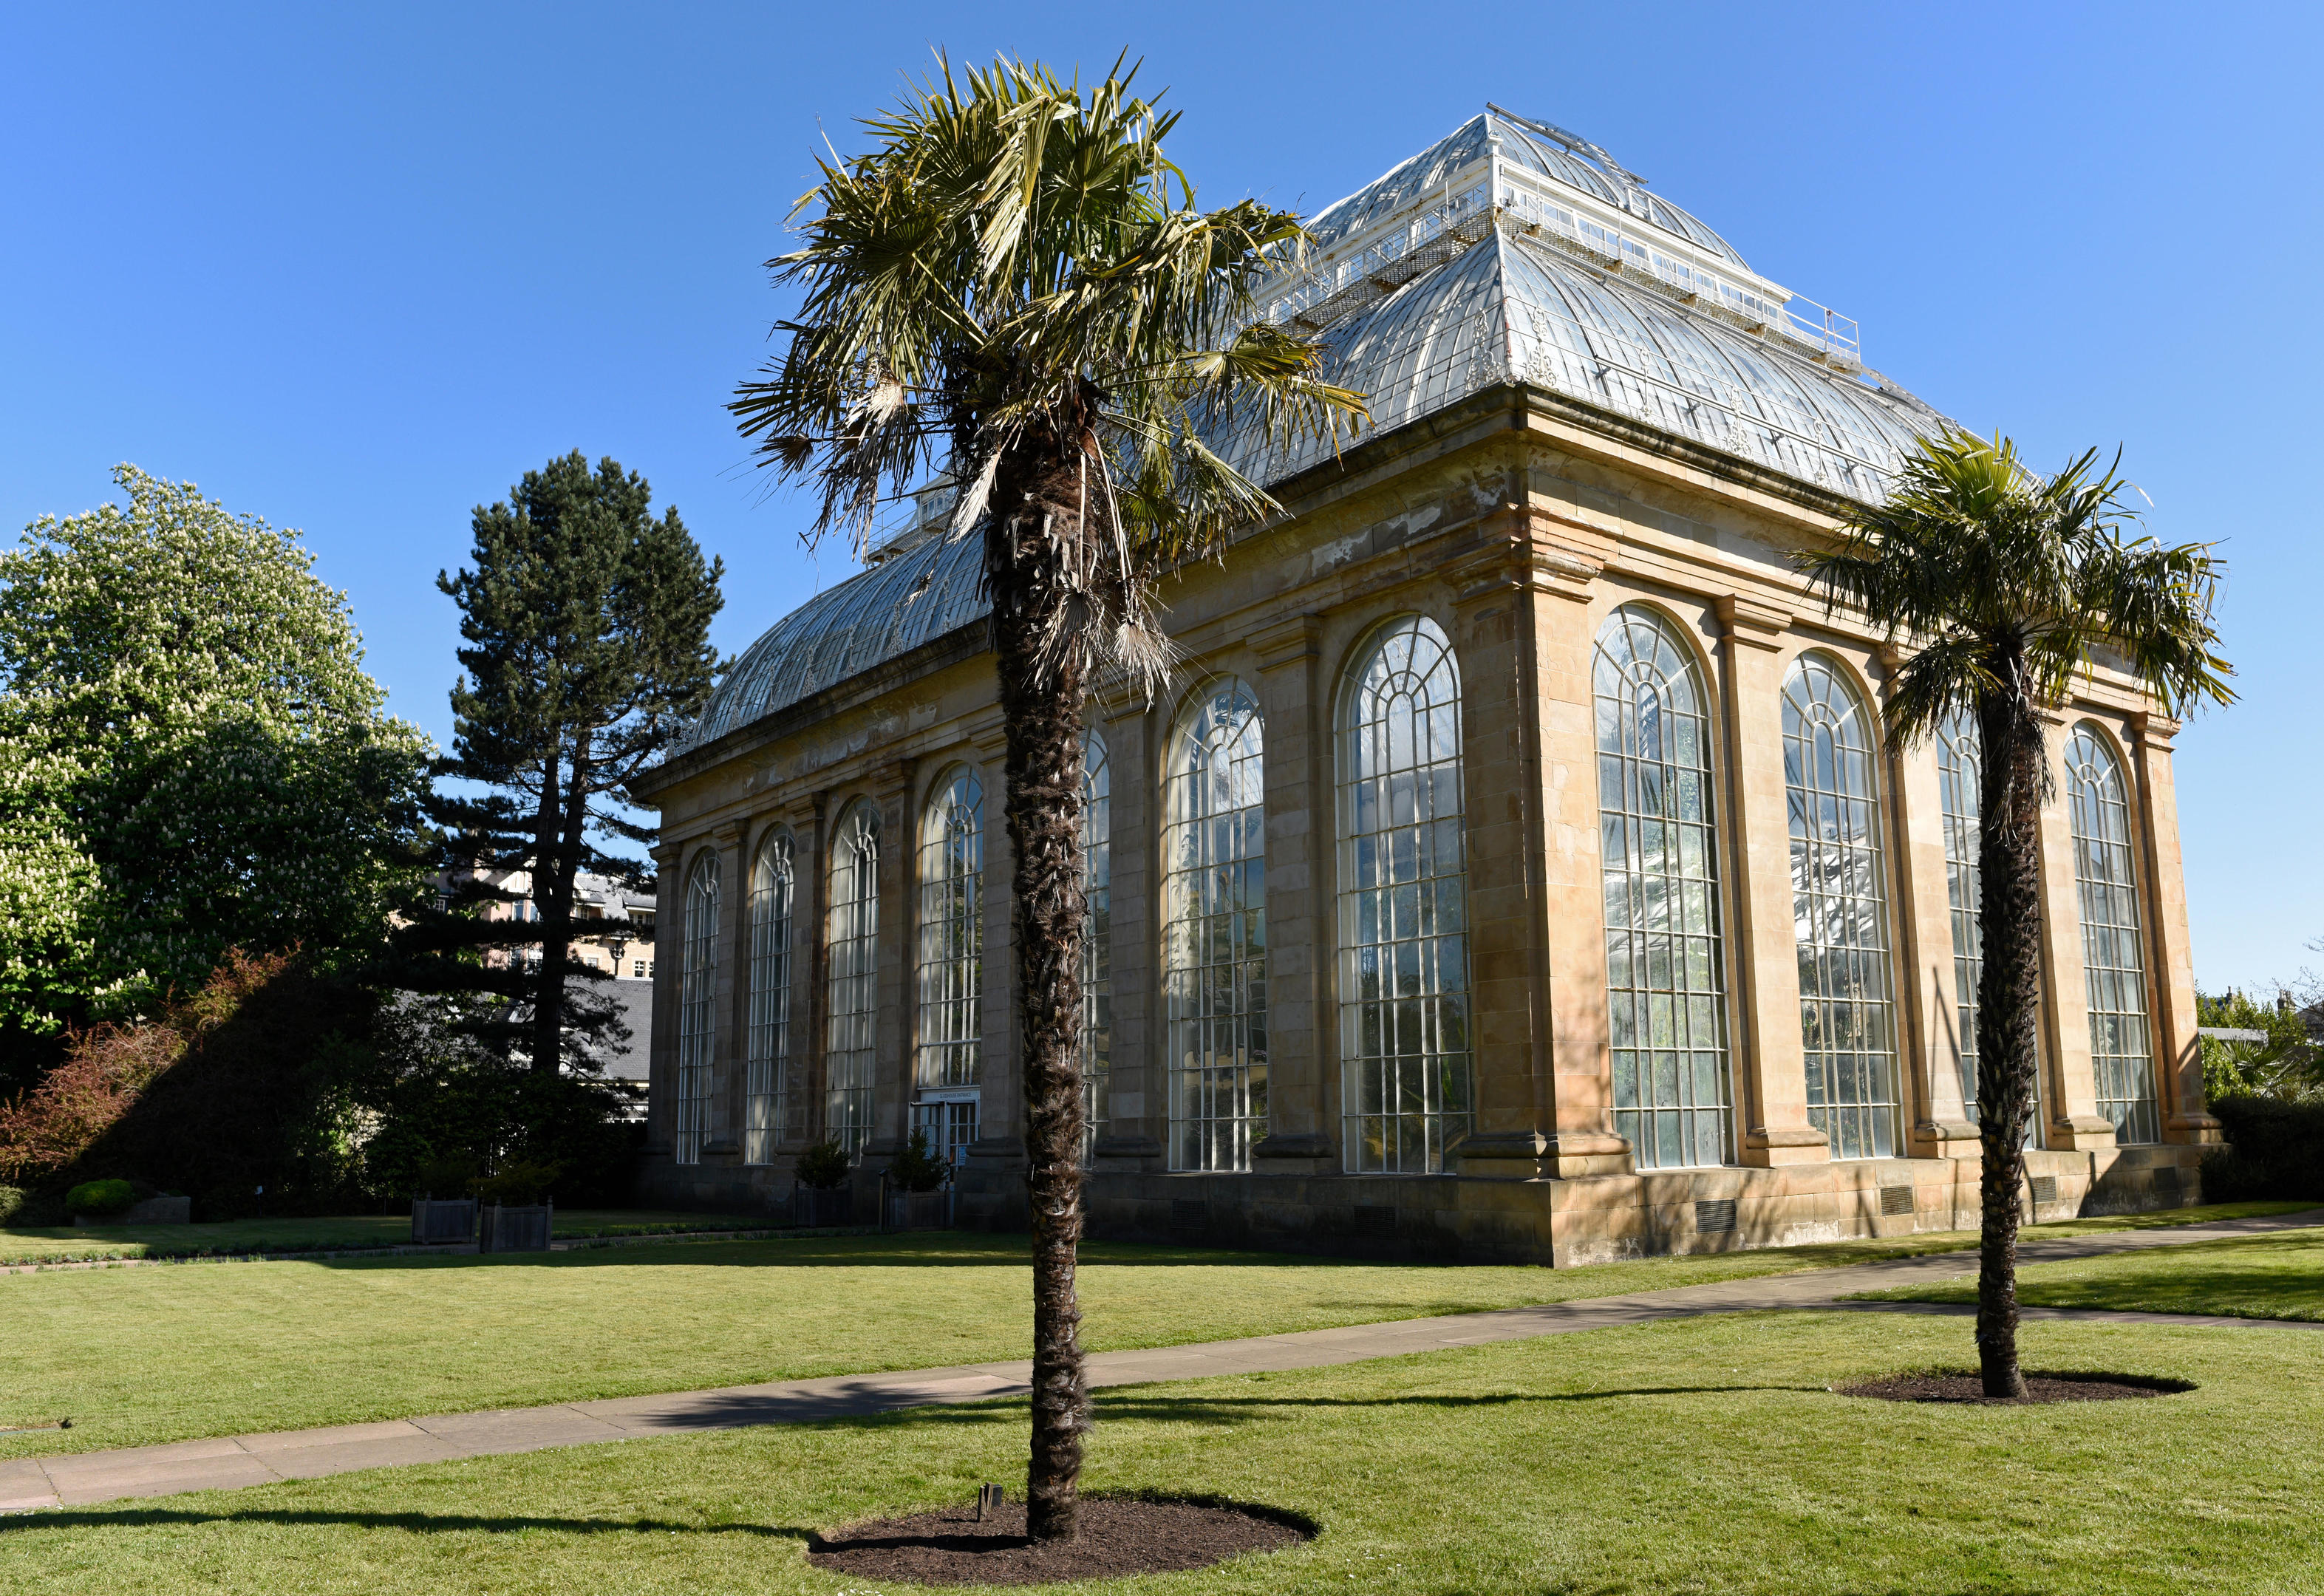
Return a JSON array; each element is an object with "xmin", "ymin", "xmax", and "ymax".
[
  {"xmin": 824, "ymin": 800, "xmax": 880, "ymax": 1157},
  {"xmin": 745, "ymin": 828, "xmax": 795, "ymax": 1164},
  {"xmin": 1937, "ymin": 712, "xmax": 2044, "ymax": 1143},
  {"xmin": 1337, "ymin": 615, "xmax": 1473, "ymax": 1173},
  {"xmin": 1594, "ymin": 606, "xmax": 1731, "ymax": 1169},
  {"xmin": 2068, "ymin": 726, "xmax": 2157, "ymax": 1144},
  {"xmin": 1163, "ymin": 678, "xmax": 1268, "ymax": 1171},
  {"xmin": 675, "ymin": 850, "xmax": 720, "ymax": 1165},
  {"xmin": 1081, "ymin": 729, "xmax": 1112, "ymax": 1160},
  {"xmin": 1782, "ymin": 653, "xmax": 1900, "ymax": 1159},
  {"xmin": 913, "ymin": 766, "xmax": 983, "ymax": 1167},
  {"xmin": 1936, "ymin": 711, "xmax": 1983, "ymax": 1122}
]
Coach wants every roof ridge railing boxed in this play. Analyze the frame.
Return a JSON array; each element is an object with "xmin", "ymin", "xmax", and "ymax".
[{"xmin": 1267, "ymin": 169, "xmax": 1862, "ymax": 372}]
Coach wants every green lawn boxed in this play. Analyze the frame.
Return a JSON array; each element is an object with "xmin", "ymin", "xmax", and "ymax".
[
  {"xmin": 0, "ymin": 1209, "xmax": 777, "ymax": 1265},
  {"xmin": 1863, "ymin": 1225, "xmax": 2324, "ymax": 1322},
  {"xmin": 3, "ymin": 1311, "xmax": 2317, "ymax": 1594},
  {"xmin": 0, "ymin": 1202, "xmax": 2304, "ymax": 1460}
]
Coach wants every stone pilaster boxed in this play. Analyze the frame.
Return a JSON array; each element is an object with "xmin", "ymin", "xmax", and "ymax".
[
  {"xmin": 2034, "ymin": 710, "xmax": 2118, "ymax": 1150},
  {"xmin": 2130, "ymin": 713, "xmax": 2219, "ymax": 1144},
  {"xmin": 701, "ymin": 820, "xmax": 749, "ymax": 1160},
  {"xmin": 1879, "ymin": 651, "xmax": 1978, "ymax": 1153},
  {"xmin": 1251, "ymin": 614, "xmax": 1335, "ymax": 1174},
  {"xmin": 1091, "ymin": 686, "xmax": 1162, "ymax": 1167},
  {"xmin": 1715, "ymin": 596, "xmax": 1827, "ymax": 1166},
  {"xmin": 643, "ymin": 840, "xmax": 681, "ymax": 1158},
  {"xmin": 868, "ymin": 760, "xmax": 916, "ymax": 1162},
  {"xmin": 773, "ymin": 797, "xmax": 822, "ymax": 1159},
  {"xmin": 1450, "ymin": 523, "xmax": 1626, "ymax": 1179}
]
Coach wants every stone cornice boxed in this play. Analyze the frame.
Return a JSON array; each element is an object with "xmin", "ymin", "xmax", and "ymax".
[{"xmin": 1448, "ymin": 511, "xmax": 1609, "ymax": 607}]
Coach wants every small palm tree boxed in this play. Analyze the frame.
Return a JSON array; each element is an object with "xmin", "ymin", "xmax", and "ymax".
[
  {"xmin": 1801, "ymin": 429, "xmax": 2232, "ymax": 1397},
  {"xmin": 731, "ymin": 56, "xmax": 1360, "ymax": 1536}
]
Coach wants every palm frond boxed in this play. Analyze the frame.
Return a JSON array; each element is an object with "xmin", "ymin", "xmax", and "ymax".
[{"xmin": 1798, "ymin": 427, "xmax": 2233, "ymax": 741}]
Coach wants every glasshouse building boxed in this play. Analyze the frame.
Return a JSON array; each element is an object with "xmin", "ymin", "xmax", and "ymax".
[{"xmin": 627, "ymin": 109, "xmax": 2217, "ymax": 1264}]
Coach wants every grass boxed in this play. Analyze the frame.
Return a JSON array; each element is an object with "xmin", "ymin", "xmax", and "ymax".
[
  {"xmin": 1862, "ymin": 1225, "xmax": 2324, "ymax": 1321},
  {"xmin": 2, "ymin": 1309, "xmax": 2319, "ymax": 1593},
  {"xmin": 0, "ymin": 1201, "xmax": 2303, "ymax": 1461},
  {"xmin": 0, "ymin": 1209, "xmax": 775, "ymax": 1265}
]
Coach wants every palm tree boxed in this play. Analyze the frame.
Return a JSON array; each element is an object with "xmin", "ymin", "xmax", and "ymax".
[
  {"xmin": 730, "ymin": 56, "xmax": 1361, "ymax": 1536},
  {"xmin": 1800, "ymin": 429, "xmax": 2232, "ymax": 1397}
]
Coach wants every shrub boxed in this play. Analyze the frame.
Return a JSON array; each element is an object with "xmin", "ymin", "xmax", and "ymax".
[
  {"xmin": 0, "ymin": 1184, "xmax": 24, "ymax": 1223},
  {"xmin": 797, "ymin": 1140, "xmax": 851, "ymax": 1190},
  {"xmin": 0, "ymin": 1015, "xmax": 183, "ymax": 1183},
  {"xmin": 2206, "ymin": 1097, "xmax": 2324, "ymax": 1202},
  {"xmin": 416, "ymin": 1151, "xmax": 482, "ymax": 1199},
  {"xmin": 471, "ymin": 1160, "xmax": 561, "ymax": 1206},
  {"xmin": 888, "ymin": 1128, "xmax": 950, "ymax": 1193},
  {"xmin": 65, "ymin": 1178, "xmax": 134, "ymax": 1217},
  {"xmin": 1, "ymin": 949, "xmax": 378, "ymax": 1216}
]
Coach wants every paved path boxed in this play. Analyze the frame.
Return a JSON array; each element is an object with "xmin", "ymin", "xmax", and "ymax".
[{"xmin": 4, "ymin": 1208, "xmax": 2316, "ymax": 1515}]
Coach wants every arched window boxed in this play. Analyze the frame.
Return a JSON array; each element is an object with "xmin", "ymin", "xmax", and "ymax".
[
  {"xmin": 745, "ymin": 829, "xmax": 795, "ymax": 1165},
  {"xmin": 1081, "ymin": 729, "xmax": 1112, "ymax": 1160},
  {"xmin": 1337, "ymin": 615, "xmax": 1473, "ymax": 1173},
  {"xmin": 675, "ymin": 850, "xmax": 720, "ymax": 1165},
  {"xmin": 2068, "ymin": 726, "xmax": 2157, "ymax": 1144},
  {"xmin": 825, "ymin": 800, "xmax": 880, "ymax": 1158},
  {"xmin": 1594, "ymin": 606, "xmax": 1731, "ymax": 1169},
  {"xmin": 1937, "ymin": 712, "xmax": 2044, "ymax": 1143},
  {"xmin": 913, "ymin": 766, "xmax": 983, "ymax": 1167},
  {"xmin": 1782, "ymin": 653, "xmax": 1900, "ymax": 1159},
  {"xmin": 1163, "ymin": 678, "xmax": 1268, "ymax": 1171}
]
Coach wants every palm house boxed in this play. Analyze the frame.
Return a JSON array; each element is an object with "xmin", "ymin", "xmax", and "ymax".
[{"xmin": 630, "ymin": 109, "xmax": 2217, "ymax": 1262}]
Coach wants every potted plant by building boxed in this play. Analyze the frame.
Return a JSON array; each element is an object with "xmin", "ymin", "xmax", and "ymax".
[
  {"xmin": 473, "ymin": 1159, "xmax": 558, "ymax": 1253},
  {"xmin": 885, "ymin": 1128, "xmax": 953, "ymax": 1231},
  {"xmin": 793, "ymin": 1139, "xmax": 852, "ymax": 1228}
]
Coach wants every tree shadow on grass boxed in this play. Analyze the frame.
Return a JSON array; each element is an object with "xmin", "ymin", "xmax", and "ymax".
[
  {"xmin": 0, "ymin": 1506, "xmax": 804, "ymax": 1538},
  {"xmin": 306, "ymin": 1235, "xmax": 1505, "ymax": 1275},
  {"xmin": 879, "ymin": 1384, "xmax": 1832, "ymax": 1433}
]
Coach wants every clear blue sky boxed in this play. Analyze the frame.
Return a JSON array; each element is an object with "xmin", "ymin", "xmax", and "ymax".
[{"xmin": 4, "ymin": 2, "xmax": 2317, "ymax": 992}]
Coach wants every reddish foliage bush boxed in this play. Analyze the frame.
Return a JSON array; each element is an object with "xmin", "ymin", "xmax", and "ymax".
[{"xmin": 0, "ymin": 949, "xmax": 293, "ymax": 1184}]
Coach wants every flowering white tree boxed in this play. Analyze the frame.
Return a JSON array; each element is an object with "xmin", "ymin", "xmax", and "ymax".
[{"xmin": 0, "ymin": 466, "xmax": 432, "ymax": 1035}]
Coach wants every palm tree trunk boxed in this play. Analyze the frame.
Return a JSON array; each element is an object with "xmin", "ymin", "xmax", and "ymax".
[
  {"xmin": 1973, "ymin": 670, "xmax": 2044, "ymax": 1399},
  {"xmin": 987, "ymin": 434, "xmax": 1092, "ymax": 1542}
]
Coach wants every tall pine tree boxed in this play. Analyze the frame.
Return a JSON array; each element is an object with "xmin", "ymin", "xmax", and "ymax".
[{"xmin": 412, "ymin": 452, "xmax": 722, "ymax": 1074}]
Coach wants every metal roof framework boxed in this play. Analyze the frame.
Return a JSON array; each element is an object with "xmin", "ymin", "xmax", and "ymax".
[{"xmin": 672, "ymin": 109, "xmax": 1955, "ymax": 757}]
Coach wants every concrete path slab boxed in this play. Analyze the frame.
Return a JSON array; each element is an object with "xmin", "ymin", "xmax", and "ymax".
[{"xmin": 6, "ymin": 1207, "xmax": 2315, "ymax": 1513}]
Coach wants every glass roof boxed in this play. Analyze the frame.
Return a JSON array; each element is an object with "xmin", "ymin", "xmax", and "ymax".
[
  {"xmin": 1308, "ymin": 112, "xmax": 1748, "ymax": 270},
  {"xmin": 672, "ymin": 528, "xmax": 986, "ymax": 754},
  {"xmin": 672, "ymin": 112, "xmax": 1949, "ymax": 760},
  {"xmin": 1222, "ymin": 223, "xmax": 1946, "ymax": 499}
]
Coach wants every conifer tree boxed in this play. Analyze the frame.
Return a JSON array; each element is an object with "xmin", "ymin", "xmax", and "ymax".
[{"xmin": 409, "ymin": 452, "xmax": 722, "ymax": 1074}]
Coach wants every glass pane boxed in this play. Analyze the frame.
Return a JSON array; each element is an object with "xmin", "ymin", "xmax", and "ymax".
[
  {"xmin": 1593, "ymin": 607, "xmax": 1733, "ymax": 1170},
  {"xmin": 1165, "ymin": 678, "xmax": 1270, "ymax": 1170},
  {"xmin": 1337, "ymin": 617, "xmax": 1474, "ymax": 1174},
  {"xmin": 2068, "ymin": 727, "xmax": 2158, "ymax": 1144},
  {"xmin": 1781, "ymin": 654, "xmax": 1901, "ymax": 1159}
]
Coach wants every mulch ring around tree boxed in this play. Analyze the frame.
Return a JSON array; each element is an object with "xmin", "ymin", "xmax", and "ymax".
[
  {"xmin": 806, "ymin": 1495, "xmax": 1314, "ymax": 1586},
  {"xmin": 1837, "ymin": 1370, "xmax": 2197, "ymax": 1405}
]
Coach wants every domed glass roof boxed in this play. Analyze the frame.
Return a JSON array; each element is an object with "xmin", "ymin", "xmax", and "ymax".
[
  {"xmin": 1308, "ymin": 111, "xmax": 1747, "ymax": 269},
  {"xmin": 671, "ymin": 110, "xmax": 1950, "ymax": 758},
  {"xmin": 675, "ymin": 528, "xmax": 986, "ymax": 753}
]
